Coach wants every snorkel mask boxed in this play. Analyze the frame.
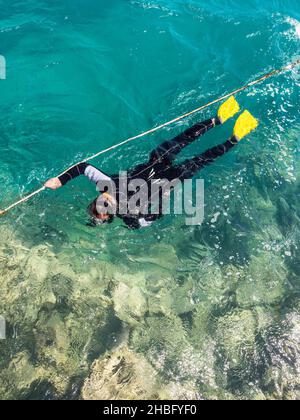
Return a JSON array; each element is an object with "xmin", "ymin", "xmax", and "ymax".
[{"xmin": 87, "ymin": 193, "xmax": 116, "ymax": 226}]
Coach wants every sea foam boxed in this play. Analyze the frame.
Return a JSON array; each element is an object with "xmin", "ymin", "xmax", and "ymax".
[{"xmin": 287, "ymin": 17, "xmax": 300, "ymax": 39}]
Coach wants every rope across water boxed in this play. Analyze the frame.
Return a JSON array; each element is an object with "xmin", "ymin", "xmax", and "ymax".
[{"xmin": 1, "ymin": 59, "xmax": 299, "ymax": 216}]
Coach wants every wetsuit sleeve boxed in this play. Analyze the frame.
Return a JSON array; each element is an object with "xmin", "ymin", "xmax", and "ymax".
[
  {"xmin": 58, "ymin": 163, "xmax": 112, "ymax": 186},
  {"xmin": 120, "ymin": 215, "xmax": 141, "ymax": 230},
  {"xmin": 119, "ymin": 213, "xmax": 162, "ymax": 229}
]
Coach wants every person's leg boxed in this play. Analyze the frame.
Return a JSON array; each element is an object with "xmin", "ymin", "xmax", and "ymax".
[
  {"xmin": 172, "ymin": 109, "xmax": 259, "ymax": 180},
  {"xmin": 149, "ymin": 96, "xmax": 240, "ymax": 165},
  {"xmin": 172, "ymin": 138, "xmax": 237, "ymax": 180},
  {"xmin": 149, "ymin": 118, "xmax": 219, "ymax": 164}
]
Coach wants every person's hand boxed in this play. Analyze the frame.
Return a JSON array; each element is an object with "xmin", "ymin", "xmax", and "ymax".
[{"xmin": 44, "ymin": 177, "xmax": 62, "ymax": 190}]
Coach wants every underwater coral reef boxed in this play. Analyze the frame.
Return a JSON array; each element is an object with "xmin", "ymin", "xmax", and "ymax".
[{"xmin": 1, "ymin": 153, "xmax": 300, "ymax": 400}]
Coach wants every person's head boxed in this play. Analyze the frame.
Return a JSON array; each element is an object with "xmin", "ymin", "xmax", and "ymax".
[{"xmin": 87, "ymin": 192, "xmax": 116, "ymax": 226}]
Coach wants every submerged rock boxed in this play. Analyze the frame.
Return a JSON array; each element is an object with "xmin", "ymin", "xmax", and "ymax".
[
  {"xmin": 129, "ymin": 314, "xmax": 189, "ymax": 375},
  {"xmin": 0, "ymin": 227, "xmax": 119, "ymax": 398},
  {"xmin": 129, "ymin": 312, "xmax": 219, "ymax": 398},
  {"xmin": 260, "ymin": 312, "xmax": 300, "ymax": 400},
  {"xmin": 0, "ymin": 352, "xmax": 44, "ymax": 399},
  {"xmin": 82, "ymin": 344, "xmax": 201, "ymax": 400},
  {"xmin": 131, "ymin": 243, "xmax": 180, "ymax": 272},
  {"xmin": 82, "ymin": 345, "xmax": 159, "ymax": 400},
  {"xmin": 236, "ymin": 253, "xmax": 287, "ymax": 308},
  {"xmin": 113, "ymin": 282, "xmax": 148, "ymax": 326},
  {"xmin": 215, "ymin": 309, "xmax": 257, "ymax": 368}
]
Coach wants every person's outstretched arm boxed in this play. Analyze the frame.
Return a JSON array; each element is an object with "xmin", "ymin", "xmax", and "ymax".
[{"xmin": 45, "ymin": 163, "xmax": 112, "ymax": 190}]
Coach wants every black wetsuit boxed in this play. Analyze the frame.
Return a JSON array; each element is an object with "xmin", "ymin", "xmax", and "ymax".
[{"xmin": 59, "ymin": 118, "xmax": 236, "ymax": 229}]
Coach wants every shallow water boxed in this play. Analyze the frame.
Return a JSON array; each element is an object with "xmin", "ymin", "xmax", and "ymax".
[{"xmin": 0, "ymin": 0, "xmax": 300, "ymax": 400}]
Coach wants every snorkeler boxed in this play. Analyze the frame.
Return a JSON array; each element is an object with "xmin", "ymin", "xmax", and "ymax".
[{"xmin": 45, "ymin": 97, "xmax": 259, "ymax": 229}]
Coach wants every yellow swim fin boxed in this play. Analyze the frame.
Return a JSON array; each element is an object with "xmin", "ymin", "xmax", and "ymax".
[
  {"xmin": 218, "ymin": 96, "xmax": 240, "ymax": 124},
  {"xmin": 233, "ymin": 110, "xmax": 259, "ymax": 141}
]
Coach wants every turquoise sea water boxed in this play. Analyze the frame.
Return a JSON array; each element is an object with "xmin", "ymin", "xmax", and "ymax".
[{"xmin": 0, "ymin": 0, "xmax": 300, "ymax": 400}]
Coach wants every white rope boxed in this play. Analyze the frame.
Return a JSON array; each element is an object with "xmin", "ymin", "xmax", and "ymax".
[{"xmin": 1, "ymin": 59, "xmax": 299, "ymax": 216}]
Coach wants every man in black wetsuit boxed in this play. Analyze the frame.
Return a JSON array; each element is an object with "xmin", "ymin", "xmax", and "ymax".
[{"xmin": 45, "ymin": 97, "xmax": 258, "ymax": 229}]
